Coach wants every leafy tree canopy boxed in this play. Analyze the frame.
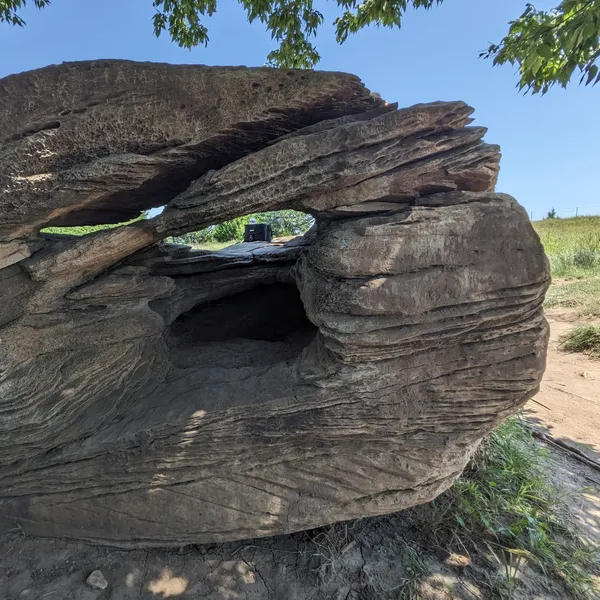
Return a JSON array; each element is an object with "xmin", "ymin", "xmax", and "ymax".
[
  {"xmin": 482, "ymin": 0, "xmax": 600, "ymax": 93},
  {"xmin": 2, "ymin": 0, "xmax": 599, "ymax": 93}
]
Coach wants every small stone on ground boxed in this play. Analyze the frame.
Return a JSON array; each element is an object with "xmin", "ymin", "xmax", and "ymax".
[{"xmin": 86, "ymin": 570, "xmax": 108, "ymax": 590}]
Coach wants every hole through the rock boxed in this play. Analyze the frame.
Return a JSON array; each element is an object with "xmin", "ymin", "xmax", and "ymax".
[{"xmin": 167, "ymin": 282, "xmax": 317, "ymax": 368}]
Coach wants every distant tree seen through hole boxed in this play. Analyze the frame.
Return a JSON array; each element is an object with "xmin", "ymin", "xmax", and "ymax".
[
  {"xmin": 40, "ymin": 210, "xmax": 313, "ymax": 249},
  {"xmin": 170, "ymin": 210, "xmax": 314, "ymax": 249}
]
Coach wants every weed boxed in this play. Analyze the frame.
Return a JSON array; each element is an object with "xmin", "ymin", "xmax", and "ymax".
[
  {"xmin": 6, "ymin": 523, "xmax": 26, "ymax": 537},
  {"xmin": 573, "ymin": 243, "xmax": 599, "ymax": 270},
  {"xmin": 395, "ymin": 545, "xmax": 428, "ymax": 600},
  {"xmin": 305, "ymin": 522, "xmax": 431, "ymax": 598},
  {"xmin": 405, "ymin": 417, "xmax": 600, "ymax": 599},
  {"xmin": 560, "ymin": 325, "xmax": 600, "ymax": 358},
  {"xmin": 307, "ymin": 522, "xmax": 352, "ymax": 576},
  {"xmin": 487, "ymin": 546, "xmax": 535, "ymax": 600}
]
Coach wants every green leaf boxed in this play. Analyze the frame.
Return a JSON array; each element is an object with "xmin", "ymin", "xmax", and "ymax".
[
  {"xmin": 584, "ymin": 22, "xmax": 596, "ymax": 38},
  {"xmin": 504, "ymin": 547, "xmax": 536, "ymax": 561},
  {"xmin": 536, "ymin": 43, "xmax": 553, "ymax": 58}
]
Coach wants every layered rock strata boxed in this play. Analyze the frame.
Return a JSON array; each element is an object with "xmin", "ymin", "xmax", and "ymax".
[{"xmin": 0, "ymin": 60, "xmax": 549, "ymax": 547}]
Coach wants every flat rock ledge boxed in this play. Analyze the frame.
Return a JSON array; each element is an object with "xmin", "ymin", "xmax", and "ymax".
[{"xmin": 0, "ymin": 60, "xmax": 549, "ymax": 548}]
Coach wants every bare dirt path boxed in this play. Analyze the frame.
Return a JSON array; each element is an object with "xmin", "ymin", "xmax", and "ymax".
[{"xmin": 526, "ymin": 308, "xmax": 600, "ymax": 464}]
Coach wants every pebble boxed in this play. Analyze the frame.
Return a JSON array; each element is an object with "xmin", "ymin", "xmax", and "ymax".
[{"xmin": 86, "ymin": 570, "xmax": 108, "ymax": 590}]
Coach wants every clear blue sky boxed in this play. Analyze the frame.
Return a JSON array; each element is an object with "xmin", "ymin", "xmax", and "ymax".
[{"xmin": 1, "ymin": 0, "xmax": 598, "ymax": 220}]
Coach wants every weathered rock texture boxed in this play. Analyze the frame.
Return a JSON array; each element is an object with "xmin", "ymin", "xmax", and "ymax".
[{"xmin": 0, "ymin": 60, "xmax": 550, "ymax": 548}]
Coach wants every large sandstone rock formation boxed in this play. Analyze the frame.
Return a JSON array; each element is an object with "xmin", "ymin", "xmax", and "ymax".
[{"xmin": 0, "ymin": 60, "xmax": 550, "ymax": 548}]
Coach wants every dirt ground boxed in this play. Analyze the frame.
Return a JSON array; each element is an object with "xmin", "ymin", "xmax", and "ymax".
[
  {"xmin": 525, "ymin": 308, "xmax": 600, "ymax": 465},
  {"xmin": 1, "ymin": 441, "xmax": 598, "ymax": 600},
  {"xmin": 1, "ymin": 312, "xmax": 599, "ymax": 600}
]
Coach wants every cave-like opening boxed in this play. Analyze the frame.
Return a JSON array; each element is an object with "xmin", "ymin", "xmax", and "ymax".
[{"xmin": 166, "ymin": 281, "xmax": 317, "ymax": 370}]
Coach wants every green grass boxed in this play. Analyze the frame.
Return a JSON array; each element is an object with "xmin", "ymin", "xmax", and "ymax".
[
  {"xmin": 560, "ymin": 325, "xmax": 600, "ymax": 358},
  {"xmin": 533, "ymin": 216, "xmax": 600, "ymax": 278},
  {"xmin": 41, "ymin": 214, "xmax": 146, "ymax": 236},
  {"xmin": 532, "ymin": 216, "xmax": 600, "ymax": 316},
  {"xmin": 189, "ymin": 240, "xmax": 234, "ymax": 251},
  {"xmin": 395, "ymin": 545, "xmax": 428, "ymax": 600},
  {"xmin": 166, "ymin": 237, "xmax": 235, "ymax": 251},
  {"xmin": 314, "ymin": 418, "xmax": 600, "ymax": 599},
  {"xmin": 406, "ymin": 417, "xmax": 600, "ymax": 599},
  {"xmin": 544, "ymin": 276, "xmax": 600, "ymax": 316}
]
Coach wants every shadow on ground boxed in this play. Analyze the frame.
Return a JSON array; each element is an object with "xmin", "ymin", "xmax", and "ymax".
[{"xmin": 0, "ymin": 516, "xmax": 484, "ymax": 600}]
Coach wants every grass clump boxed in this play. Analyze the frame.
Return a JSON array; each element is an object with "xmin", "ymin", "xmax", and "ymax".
[
  {"xmin": 407, "ymin": 417, "xmax": 599, "ymax": 599},
  {"xmin": 396, "ymin": 545, "xmax": 428, "ymax": 600},
  {"xmin": 560, "ymin": 325, "xmax": 600, "ymax": 358}
]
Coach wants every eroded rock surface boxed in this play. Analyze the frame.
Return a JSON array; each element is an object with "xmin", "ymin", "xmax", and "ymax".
[{"xmin": 0, "ymin": 60, "xmax": 550, "ymax": 548}]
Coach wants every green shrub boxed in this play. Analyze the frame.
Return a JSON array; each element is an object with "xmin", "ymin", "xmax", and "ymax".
[
  {"xmin": 213, "ymin": 216, "xmax": 248, "ymax": 242},
  {"xmin": 211, "ymin": 210, "xmax": 314, "ymax": 242},
  {"xmin": 260, "ymin": 210, "xmax": 314, "ymax": 237},
  {"xmin": 43, "ymin": 210, "xmax": 313, "ymax": 245}
]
